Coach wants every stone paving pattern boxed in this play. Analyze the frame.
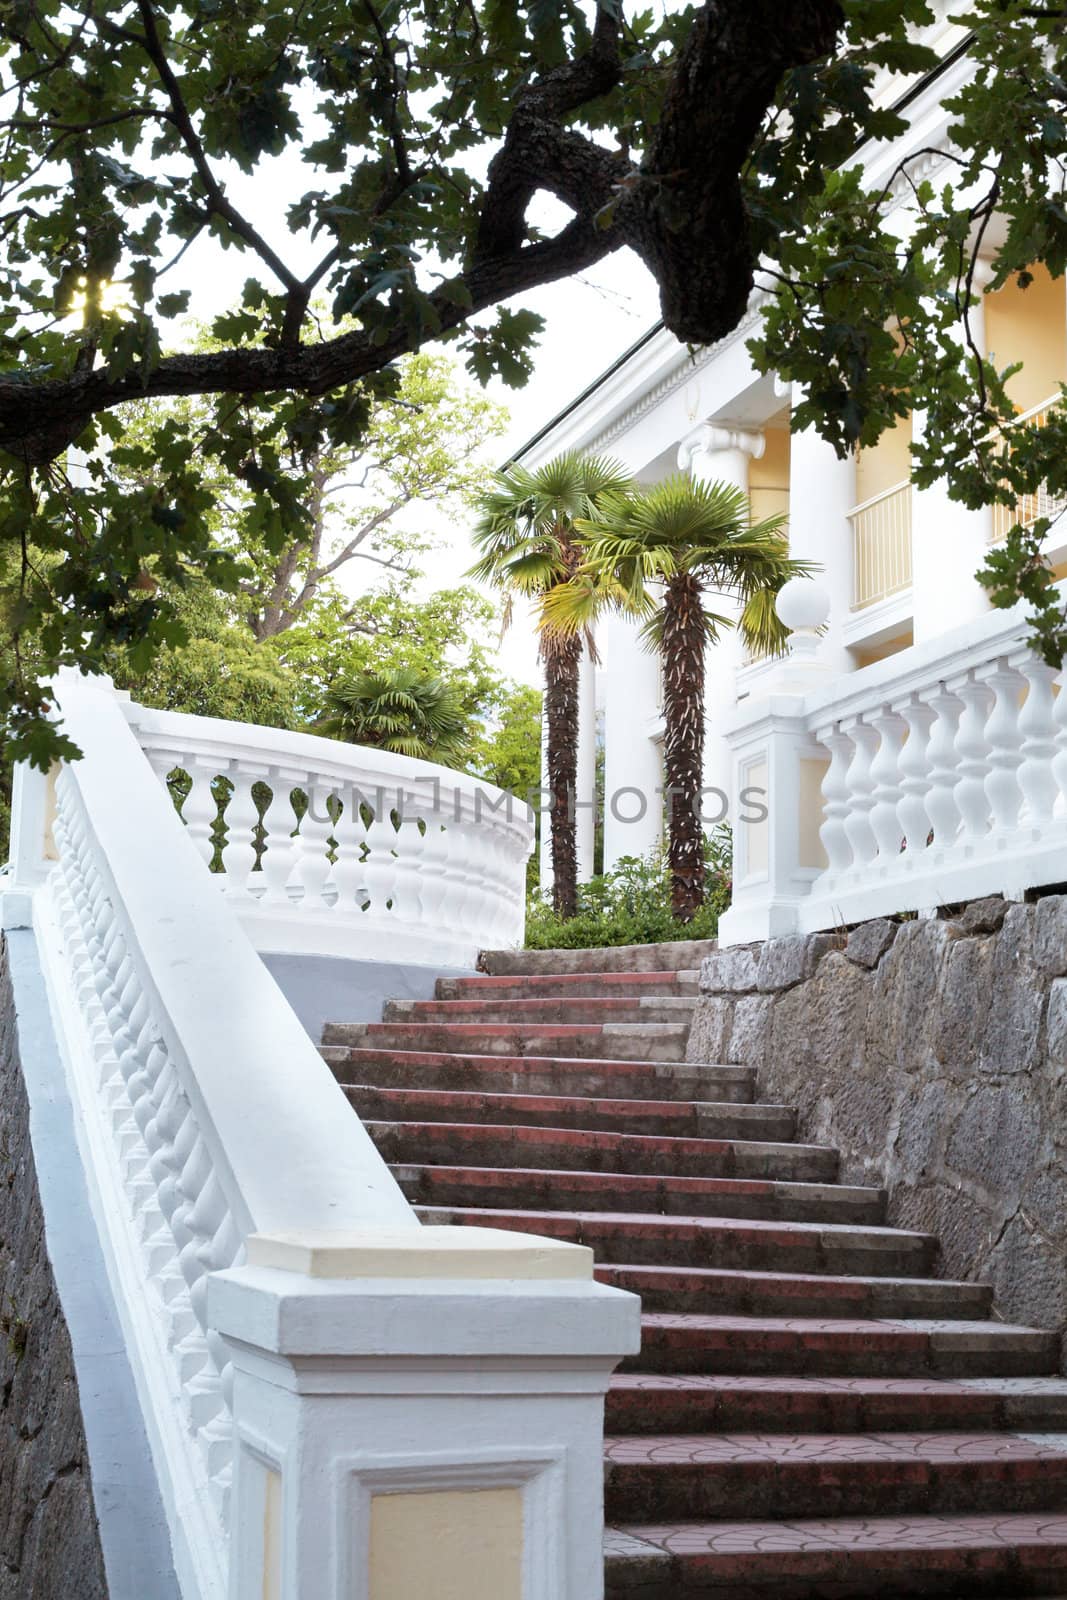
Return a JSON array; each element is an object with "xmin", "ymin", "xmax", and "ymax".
[{"xmin": 324, "ymin": 934, "xmax": 1067, "ymax": 1596}]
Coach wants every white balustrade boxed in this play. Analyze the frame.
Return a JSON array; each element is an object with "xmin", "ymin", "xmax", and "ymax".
[
  {"xmin": 130, "ymin": 703, "xmax": 533, "ymax": 967},
  {"xmin": 719, "ymin": 583, "xmax": 1067, "ymax": 943},
  {"xmin": 5, "ymin": 675, "xmax": 628, "ymax": 1600}
]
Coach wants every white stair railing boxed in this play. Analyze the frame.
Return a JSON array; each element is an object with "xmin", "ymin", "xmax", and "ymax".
[
  {"xmin": 6, "ymin": 674, "xmax": 635, "ymax": 1600},
  {"xmin": 129, "ymin": 703, "xmax": 534, "ymax": 966},
  {"xmin": 719, "ymin": 589, "xmax": 1067, "ymax": 945}
]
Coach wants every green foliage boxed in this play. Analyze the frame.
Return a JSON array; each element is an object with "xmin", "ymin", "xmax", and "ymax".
[
  {"xmin": 318, "ymin": 665, "xmax": 471, "ymax": 765},
  {"xmin": 465, "ymin": 682, "xmax": 543, "ymax": 798},
  {"xmin": 525, "ymin": 830, "xmax": 732, "ymax": 950}
]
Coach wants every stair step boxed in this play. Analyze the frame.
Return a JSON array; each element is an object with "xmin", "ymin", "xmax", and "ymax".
[
  {"xmin": 411, "ymin": 1206, "xmax": 937, "ymax": 1278},
  {"xmin": 393, "ymin": 1164, "xmax": 886, "ymax": 1225},
  {"xmin": 594, "ymin": 1262, "xmax": 994, "ymax": 1320},
  {"xmin": 436, "ymin": 971, "xmax": 699, "ymax": 1000},
  {"xmin": 346, "ymin": 1084, "xmax": 790, "ymax": 1138},
  {"xmin": 325, "ymin": 1020, "xmax": 693, "ymax": 1060},
  {"xmin": 479, "ymin": 940, "xmax": 716, "ymax": 975},
  {"xmin": 369, "ymin": 1122, "xmax": 837, "ymax": 1182},
  {"xmin": 322, "ymin": 1047, "xmax": 754, "ymax": 1103},
  {"xmin": 632, "ymin": 1314, "xmax": 1061, "ymax": 1378},
  {"xmin": 603, "ymin": 1512, "xmax": 1067, "ymax": 1598},
  {"xmin": 606, "ymin": 1374, "xmax": 1067, "ymax": 1435},
  {"xmin": 382, "ymin": 995, "xmax": 698, "ymax": 1025},
  {"xmin": 603, "ymin": 1431, "xmax": 1067, "ymax": 1523}
]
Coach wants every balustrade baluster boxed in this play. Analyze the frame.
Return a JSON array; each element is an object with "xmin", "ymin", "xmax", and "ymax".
[
  {"xmin": 868, "ymin": 707, "xmax": 908, "ymax": 863},
  {"xmin": 840, "ymin": 716, "xmax": 879, "ymax": 872},
  {"xmin": 179, "ymin": 758, "xmax": 220, "ymax": 870},
  {"xmin": 816, "ymin": 725, "xmax": 855, "ymax": 880},
  {"xmin": 331, "ymin": 785, "xmax": 369, "ymax": 914},
  {"xmin": 291, "ymin": 775, "xmax": 334, "ymax": 911},
  {"xmin": 895, "ymin": 693, "xmax": 937, "ymax": 856},
  {"xmin": 1015, "ymin": 653, "xmax": 1060, "ymax": 829},
  {"xmin": 1053, "ymin": 667, "xmax": 1067, "ymax": 815},
  {"xmin": 951, "ymin": 671, "xmax": 995, "ymax": 845},
  {"xmin": 219, "ymin": 766, "xmax": 263, "ymax": 899},
  {"xmin": 257, "ymin": 772, "xmax": 300, "ymax": 905},
  {"xmin": 360, "ymin": 788, "xmax": 401, "ymax": 916},
  {"xmin": 979, "ymin": 658, "xmax": 1025, "ymax": 836},
  {"xmin": 924, "ymin": 684, "xmax": 964, "ymax": 850}
]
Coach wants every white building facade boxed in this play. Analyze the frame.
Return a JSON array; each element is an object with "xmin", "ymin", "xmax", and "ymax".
[{"xmin": 522, "ymin": 12, "xmax": 1067, "ymax": 930}]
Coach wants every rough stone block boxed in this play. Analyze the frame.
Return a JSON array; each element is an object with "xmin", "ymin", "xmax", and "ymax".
[
  {"xmin": 1048, "ymin": 979, "xmax": 1067, "ymax": 1064},
  {"xmin": 685, "ymin": 996, "xmax": 733, "ymax": 1064},
  {"xmin": 845, "ymin": 919, "xmax": 897, "ymax": 970},
  {"xmin": 756, "ymin": 932, "xmax": 839, "ymax": 992},
  {"xmin": 727, "ymin": 995, "xmax": 771, "ymax": 1068},
  {"xmin": 1033, "ymin": 895, "xmax": 1067, "ymax": 977},
  {"xmin": 700, "ymin": 946, "xmax": 758, "ymax": 995},
  {"xmin": 950, "ymin": 896, "xmax": 1010, "ymax": 936}
]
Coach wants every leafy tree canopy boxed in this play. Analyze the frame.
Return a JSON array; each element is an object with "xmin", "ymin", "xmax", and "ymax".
[{"xmin": 4, "ymin": 0, "xmax": 1067, "ymax": 761}]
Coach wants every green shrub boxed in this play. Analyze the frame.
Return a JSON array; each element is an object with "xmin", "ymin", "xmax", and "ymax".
[{"xmin": 524, "ymin": 827, "xmax": 732, "ymax": 950}]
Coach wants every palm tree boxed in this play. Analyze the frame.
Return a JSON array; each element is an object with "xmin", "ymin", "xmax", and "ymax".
[
  {"xmin": 544, "ymin": 474, "xmax": 813, "ymax": 922},
  {"xmin": 319, "ymin": 665, "xmax": 469, "ymax": 767},
  {"xmin": 470, "ymin": 451, "xmax": 634, "ymax": 919}
]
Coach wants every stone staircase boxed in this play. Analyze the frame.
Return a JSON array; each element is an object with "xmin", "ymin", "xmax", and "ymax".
[{"xmin": 320, "ymin": 945, "xmax": 1067, "ymax": 1598}]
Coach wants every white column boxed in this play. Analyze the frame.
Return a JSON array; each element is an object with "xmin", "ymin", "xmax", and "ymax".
[
  {"xmin": 602, "ymin": 612, "xmax": 663, "ymax": 870},
  {"xmin": 786, "ymin": 419, "xmax": 856, "ymax": 674},
  {"xmin": 210, "ymin": 1228, "xmax": 639, "ymax": 1600},
  {"xmin": 576, "ymin": 644, "xmax": 597, "ymax": 882},
  {"xmin": 678, "ymin": 422, "xmax": 766, "ymax": 808},
  {"xmin": 912, "ymin": 261, "xmax": 995, "ymax": 641}
]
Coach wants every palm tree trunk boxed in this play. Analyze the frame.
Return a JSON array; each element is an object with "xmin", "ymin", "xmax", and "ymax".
[
  {"xmin": 661, "ymin": 571, "xmax": 706, "ymax": 921},
  {"xmin": 543, "ymin": 630, "xmax": 582, "ymax": 919}
]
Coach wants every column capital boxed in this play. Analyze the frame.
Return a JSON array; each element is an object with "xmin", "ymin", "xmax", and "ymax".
[{"xmin": 678, "ymin": 421, "xmax": 766, "ymax": 475}]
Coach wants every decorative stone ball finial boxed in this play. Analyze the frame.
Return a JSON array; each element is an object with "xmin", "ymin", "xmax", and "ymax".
[{"xmin": 776, "ymin": 577, "xmax": 831, "ymax": 662}]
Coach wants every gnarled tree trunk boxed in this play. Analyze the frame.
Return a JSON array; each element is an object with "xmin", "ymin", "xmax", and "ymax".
[
  {"xmin": 543, "ymin": 631, "xmax": 583, "ymax": 920},
  {"xmin": 661, "ymin": 571, "xmax": 707, "ymax": 921}
]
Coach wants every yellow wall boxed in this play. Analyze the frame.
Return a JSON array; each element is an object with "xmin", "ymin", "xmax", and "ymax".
[
  {"xmin": 369, "ymin": 1488, "xmax": 523, "ymax": 1600},
  {"xmin": 749, "ymin": 427, "xmax": 790, "ymax": 526},
  {"xmin": 851, "ymin": 627, "xmax": 914, "ymax": 668},
  {"xmin": 855, "ymin": 415, "xmax": 913, "ymax": 506},
  {"xmin": 985, "ymin": 262, "xmax": 1066, "ymax": 413}
]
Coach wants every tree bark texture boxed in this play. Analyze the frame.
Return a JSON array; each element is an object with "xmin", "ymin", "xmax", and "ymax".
[
  {"xmin": 662, "ymin": 571, "xmax": 707, "ymax": 922},
  {"xmin": 543, "ymin": 630, "xmax": 583, "ymax": 921}
]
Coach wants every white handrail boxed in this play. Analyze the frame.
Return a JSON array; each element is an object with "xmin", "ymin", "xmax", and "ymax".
[{"xmin": 30, "ymin": 673, "xmax": 417, "ymax": 1593}]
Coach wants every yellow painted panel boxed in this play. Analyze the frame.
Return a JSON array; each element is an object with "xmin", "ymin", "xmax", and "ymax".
[
  {"xmin": 984, "ymin": 262, "xmax": 1066, "ymax": 413},
  {"xmin": 263, "ymin": 1470, "xmax": 282, "ymax": 1600},
  {"xmin": 369, "ymin": 1488, "xmax": 523, "ymax": 1600},
  {"xmin": 749, "ymin": 428, "xmax": 790, "ymax": 527},
  {"xmin": 799, "ymin": 756, "xmax": 830, "ymax": 871},
  {"xmin": 744, "ymin": 757, "xmax": 769, "ymax": 877},
  {"xmin": 850, "ymin": 628, "xmax": 914, "ymax": 668},
  {"xmin": 855, "ymin": 415, "xmax": 913, "ymax": 506}
]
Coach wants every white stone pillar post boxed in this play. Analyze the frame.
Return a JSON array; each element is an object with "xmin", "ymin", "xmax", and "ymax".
[
  {"xmin": 576, "ymin": 644, "xmax": 597, "ymax": 882},
  {"xmin": 912, "ymin": 260, "xmax": 995, "ymax": 641},
  {"xmin": 209, "ymin": 1227, "xmax": 640, "ymax": 1600},
  {"xmin": 678, "ymin": 422, "xmax": 767, "ymax": 809},
  {"xmin": 716, "ymin": 580, "xmax": 833, "ymax": 946},
  {"xmin": 786, "ymin": 416, "xmax": 856, "ymax": 674},
  {"xmin": 602, "ymin": 613, "xmax": 663, "ymax": 870}
]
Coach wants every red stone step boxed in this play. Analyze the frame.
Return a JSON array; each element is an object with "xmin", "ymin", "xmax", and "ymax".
[
  {"xmin": 369, "ymin": 1121, "xmax": 838, "ymax": 1182},
  {"xmin": 594, "ymin": 1262, "xmax": 994, "ymax": 1321},
  {"xmin": 382, "ymin": 995, "xmax": 697, "ymax": 1025},
  {"xmin": 411, "ymin": 1206, "xmax": 937, "ymax": 1278},
  {"xmin": 322, "ymin": 1020, "xmax": 692, "ymax": 1061},
  {"xmin": 632, "ymin": 1314, "xmax": 1060, "ymax": 1378},
  {"xmin": 602, "ymin": 1432, "xmax": 1067, "ymax": 1523},
  {"xmin": 321, "ymin": 1047, "xmax": 754, "ymax": 1103},
  {"xmin": 345, "ymin": 1084, "xmax": 791, "ymax": 1138},
  {"xmin": 393, "ymin": 1164, "xmax": 886, "ymax": 1226},
  {"xmin": 436, "ymin": 971, "xmax": 698, "ymax": 1001},
  {"xmin": 603, "ymin": 1512, "xmax": 1067, "ymax": 1598},
  {"xmin": 606, "ymin": 1374, "xmax": 1067, "ymax": 1436},
  {"xmin": 480, "ymin": 939, "xmax": 715, "ymax": 975}
]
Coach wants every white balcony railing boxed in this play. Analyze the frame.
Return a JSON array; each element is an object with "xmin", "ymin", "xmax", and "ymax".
[
  {"xmin": 990, "ymin": 393, "xmax": 1067, "ymax": 544},
  {"xmin": 848, "ymin": 479, "xmax": 913, "ymax": 610},
  {"xmin": 719, "ymin": 587, "xmax": 1067, "ymax": 946}
]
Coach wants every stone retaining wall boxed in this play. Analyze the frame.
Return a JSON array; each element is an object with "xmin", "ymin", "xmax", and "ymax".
[
  {"xmin": 690, "ymin": 896, "xmax": 1067, "ymax": 1356},
  {"xmin": 0, "ymin": 942, "xmax": 108, "ymax": 1598}
]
